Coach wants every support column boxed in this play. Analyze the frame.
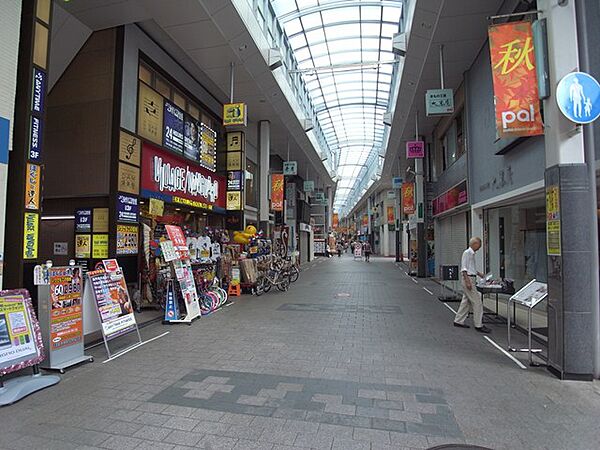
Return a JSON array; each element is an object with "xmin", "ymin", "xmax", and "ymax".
[
  {"xmin": 258, "ymin": 120, "xmax": 270, "ymax": 233},
  {"xmin": 415, "ymin": 158, "xmax": 426, "ymax": 277},
  {"xmin": 326, "ymin": 185, "xmax": 333, "ymax": 235},
  {"xmin": 540, "ymin": 0, "xmax": 597, "ymax": 380}
]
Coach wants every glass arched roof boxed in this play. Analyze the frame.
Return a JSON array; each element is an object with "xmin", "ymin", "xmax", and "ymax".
[{"xmin": 271, "ymin": 0, "xmax": 403, "ymax": 213}]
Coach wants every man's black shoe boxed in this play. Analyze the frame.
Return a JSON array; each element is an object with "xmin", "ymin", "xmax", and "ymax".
[
  {"xmin": 475, "ymin": 326, "xmax": 491, "ymax": 334},
  {"xmin": 453, "ymin": 322, "xmax": 470, "ymax": 328}
]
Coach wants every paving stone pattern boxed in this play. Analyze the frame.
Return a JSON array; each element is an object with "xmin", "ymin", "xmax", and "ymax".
[{"xmin": 1, "ymin": 256, "xmax": 600, "ymax": 450}]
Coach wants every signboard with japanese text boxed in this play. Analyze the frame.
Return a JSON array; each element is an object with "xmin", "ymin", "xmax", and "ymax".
[
  {"xmin": 402, "ymin": 182, "xmax": 416, "ymax": 215},
  {"xmin": 183, "ymin": 114, "xmax": 200, "ymax": 161},
  {"xmin": 75, "ymin": 209, "xmax": 92, "ymax": 232},
  {"xmin": 75, "ymin": 235, "xmax": 91, "ymax": 258},
  {"xmin": 223, "ymin": 102, "xmax": 247, "ymax": 126},
  {"xmin": 32, "ymin": 68, "xmax": 46, "ymax": 114},
  {"xmin": 271, "ymin": 174, "xmax": 284, "ymax": 211},
  {"xmin": 546, "ymin": 185, "xmax": 561, "ymax": 256},
  {"xmin": 227, "ymin": 152, "xmax": 242, "ymax": 171},
  {"xmin": 283, "ymin": 161, "xmax": 298, "ymax": 176},
  {"xmin": 149, "ymin": 198, "xmax": 164, "ymax": 216},
  {"xmin": 432, "ymin": 180, "xmax": 468, "ymax": 216},
  {"xmin": 29, "ymin": 116, "xmax": 43, "ymax": 162},
  {"xmin": 387, "ymin": 206, "xmax": 395, "ymax": 224},
  {"xmin": 392, "ymin": 177, "xmax": 403, "ymax": 189},
  {"xmin": 426, "ymin": 89, "xmax": 454, "ymax": 116},
  {"xmin": 137, "ymin": 82, "xmax": 163, "ymax": 144},
  {"xmin": 226, "ymin": 131, "xmax": 244, "ymax": 151},
  {"xmin": 92, "ymin": 234, "xmax": 108, "ymax": 259},
  {"xmin": 488, "ymin": 21, "xmax": 543, "ymax": 138},
  {"xmin": 406, "ymin": 141, "xmax": 425, "ymax": 159},
  {"xmin": 48, "ymin": 266, "xmax": 83, "ymax": 350},
  {"xmin": 117, "ymin": 162, "xmax": 140, "ymax": 195},
  {"xmin": 116, "ymin": 225, "xmax": 138, "ymax": 255},
  {"xmin": 119, "ymin": 130, "xmax": 141, "ymax": 166},
  {"xmin": 117, "ymin": 194, "xmax": 139, "ymax": 223},
  {"xmin": 303, "ymin": 180, "xmax": 314, "ymax": 192},
  {"xmin": 141, "ymin": 143, "xmax": 226, "ymax": 211},
  {"xmin": 160, "ymin": 240, "xmax": 178, "ymax": 262},
  {"xmin": 200, "ymin": 123, "xmax": 217, "ymax": 172},
  {"xmin": 227, "ymin": 171, "xmax": 243, "ymax": 191},
  {"xmin": 93, "ymin": 208, "xmax": 109, "ymax": 233},
  {"xmin": 23, "ymin": 213, "xmax": 38, "ymax": 259},
  {"xmin": 164, "ymin": 101, "xmax": 185, "ymax": 153},
  {"xmin": 226, "ymin": 191, "xmax": 242, "ymax": 210},
  {"xmin": 165, "ymin": 225, "xmax": 189, "ymax": 259},
  {"xmin": 25, "ymin": 163, "xmax": 41, "ymax": 210}
]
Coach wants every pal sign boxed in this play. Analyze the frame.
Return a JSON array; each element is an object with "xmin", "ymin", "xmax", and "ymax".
[{"xmin": 556, "ymin": 72, "xmax": 600, "ymax": 124}]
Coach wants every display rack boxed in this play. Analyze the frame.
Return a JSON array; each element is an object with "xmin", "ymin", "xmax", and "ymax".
[
  {"xmin": 507, "ymin": 279, "xmax": 548, "ymax": 366},
  {"xmin": 438, "ymin": 265, "xmax": 461, "ymax": 302}
]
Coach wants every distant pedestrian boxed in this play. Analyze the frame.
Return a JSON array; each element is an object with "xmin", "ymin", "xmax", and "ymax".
[
  {"xmin": 363, "ymin": 242, "xmax": 372, "ymax": 262},
  {"xmin": 453, "ymin": 237, "xmax": 491, "ymax": 333}
]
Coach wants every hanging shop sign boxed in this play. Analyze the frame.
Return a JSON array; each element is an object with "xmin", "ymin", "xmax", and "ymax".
[
  {"xmin": 183, "ymin": 114, "xmax": 200, "ymax": 161},
  {"xmin": 163, "ymin": 100, "xmax": 184, "ymax": 153},
  {"xmin": 75, "ymin": 209, "xmax": 92, "ymax": 233},
  {"xmin": 25, "ymin": 163, "xmax": 41, "ymax": 210},
  {"xmin": 362, "ymin": 215, "xmax": 368, "ymax": 228},
  {"xmin": 314, "ymin": 192, "xmax": 325, "ymax": 204},
  {"xmin": 48, "ymin": 267, "xmax": 83, "ymax": 350},
  {"xmin": 227, "ymin": 152, "xmax": 242, "ymax": 171},
  {"xmin": 116, "ymin": 225, "xmax": 138, "ymax": 255},
  {"xmin": 271, "ymin": 174, "xmax": 284, "ymax": 211},
  {"xmin": 227, "ymin": 171, "xmax": 243, "ymax": 191},
  {"xmin": 92, "ymin": 234, "xmax": 109, "ymax": 259},
  {"xmin": 118, "ymin": 163, "xmax": 140, "ymax": 195},
  {"xmin": 75, "ymin": 234, "xmax": 91, "ymax": 258},
  {"xmin": 555, "ymin": 72, "xmax": 600, "ymax": 125},
  {"xmin": 0, "ymin": 291, "xmax": 44, "ymax": 375},
  {"xmin": 406, "ymin": 140, "xmax": 425, "ymax": 159},
  {"xmin": 227, "ymin": 131, "xmax": 244, "ymax": 151},
  {"xmin": 387, "ymin": 190, "xmax": 396, "ymax": 199},
  {"xmin": 226, "ymin": 191, "xmax": 242, "ymax": 210},
  {"xmin": 488, "ymin": 21, "xmax": 543, "ymax": 138},
  {"xmin": 29, "ymin": 116, "xmax": 43, "ymax": 162},
  {"xmin": 387, "ymin": 206, "xmax": 395, "ymax": 224},
  {"xmin": 303, "ymin": 180, "xmax": 314, "ymax": 193},
  {"xmin": 332, "ymin": 213, "xmax": 339, "ymax": 229},
  {"xmin": 149, "ymin": 197, "xmax": 164, "ymax": 216},
  {"xmin": 53, "ymin": 242, "xmax": 68, "ymax": 255},
  {"xmin": 223, "ymin": 102, "xmax": 247, "ymax": 127},
  {"xmin": 283, "ymin": 161, "xmax": 298, "ymax": 176},
  {"xmin": 141, "ymin": 143, "xmax": 226, "ymax": 210},
  {"xmin": 117, "ymin": 194, "xmax": 139, "ymax": 223},
  {"xmin": 200, "ymin": 123, "xmax": 217, "ymax": 172},
  {"xmin": 137, "ymin": 82, "xmax": 163, "ymax": 145},
  {"xmin": 32, "ymin": 68, "xmax": 46, "ymax": 114},
  {"xmin": 392, "ymin": 176, "xmax": 403, "ymax": 189},
  {"xmin": 119, "ymin": 130, "xmax": 141, "ymax": 167},
  {"xmin": 402, "ymin": 182, "xmax": 416, "ymax": 215},
  {"xmin": 432, "ymin": 180, "xmax": 468, "ymax": 216},
  {"xmin": 546, "ymin": 185, "xmax": 561, "ymax": 256},
  {"xmin": 165, "ymin": 225, "xmax": 189, "ymax": 259},
  {"xmin": 286, "ymin": 182, "xmax": 296, "ymax": 208},
  {"xmin": 93, "ymin": 208, "xmax": 109, "ymax": 233},
  {"xmin": 23, "ymin": 212, "xmax": 38, "ymax": 259},
  {"xmin": 86, "ymin": 267, "xmax": 137, "ymax": 341},
  {"xmin": 425, "ymin": 89, "xmax": 454, "ymax": 116}
]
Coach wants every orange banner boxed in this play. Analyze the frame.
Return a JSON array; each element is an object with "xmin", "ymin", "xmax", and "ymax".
[
  {"xmin": 362, "ymin": 214, "xmax": 368, "ymax": 227},
  {"xmin": 332, "ymin": 213, "xmax": 339, "ymax": 229},
  {"xmin": 488, "ymin": 21, "xmax": 543, "ymax": 138},
  {"xmin": 271, "ymin": 174, "xmax": 284, "ymax": 211},
  {"xmin": 387, "ymin": 206, "xmax": 395, "ymax": 224},
  {"xmin": 402, "ymin": 182, "xmax": 415, "ymax": 214}
]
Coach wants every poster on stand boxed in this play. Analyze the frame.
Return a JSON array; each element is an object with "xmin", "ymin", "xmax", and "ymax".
[
  {"xmin": 163, "ymin": 280, "xmax": 179, "ymax": 322},
  {"xmin": 165, "ymin": 225, "xmax": 189, "ymax": 259},
  {"xmin": 0, "ymin": 290, "xmax": 44, "ymax": 375},
  {"xmin": 86, "ymin": 267, "xmax": 137, "ymax": 341},
  {"xmin": 172, "ymin": 259, "xmax": 201, "ymax": 319},
  {"xmin": 160, "ymin": 240, "xmax": 178, "ymax": 262},
  {"xmin": 48, "ymin": 267, "xmax": 83, "ymax": 351}
]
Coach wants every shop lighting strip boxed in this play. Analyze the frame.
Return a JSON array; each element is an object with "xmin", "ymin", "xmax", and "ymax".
[{"xmin": 41, "ymin": 215, "xmax": 75, "ymax": 220}]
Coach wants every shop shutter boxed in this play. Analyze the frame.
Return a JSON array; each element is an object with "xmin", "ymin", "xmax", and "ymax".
[{"xmin": 435, "ymin": 212, "xmax": 468, "ymax": 285}]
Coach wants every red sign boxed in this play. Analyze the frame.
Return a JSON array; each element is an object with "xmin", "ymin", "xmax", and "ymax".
[
  {"xmin": 406, "ymin": 141, "xmax": 425, "ymax": 159},
  {"xmin": 402, "ymin": 182, "xmax": 415, "ymax": 214},
  {"xmin": 141, "ymin": 143, "xmax": 226, "ymax": 210},
  {"xmin": 387, "ymin": 206, "xmax": 395, "ymax": 224},
  {"xmin": 488, "ymin": 21, "xmax": 543, "ymax": 138},
  {"xmin": 332, "ymin": 213, "xmax": 339, "ymax": 229},
  {"xmin": 165, "ymin": 225, "xmax": 189, "ymax": 259},
  {"xmin": 271, "ymin": 174, "xmax": 284, "ymax": 211},
  {"xmin": 432, "ymin": 180, "xmax": 468, "ymax": 216},
  {"xmin": 102, "ymin": 259, "xmax": 119, "ymax": 273},
  {"xmin": 362, "ymin": 214, "xmax": 368, "ymax": 227}
]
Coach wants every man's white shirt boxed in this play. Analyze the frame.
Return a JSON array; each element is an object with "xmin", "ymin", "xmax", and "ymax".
[{"xmin": 461, "ymin": 247, "xmax": 477, "ymax": 276}]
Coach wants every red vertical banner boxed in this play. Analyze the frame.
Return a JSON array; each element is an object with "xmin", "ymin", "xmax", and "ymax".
[
  {"xmin": 362, "ymin": 215, "xmax": 368, "ymax": 227},
  {"xmin": 165, "ymin": 225, "xmax": 189, "ymax": 259},
  {"xmin": 332, "ymin": 213, "xmax": 339, "ymax": 229},
  {"xmin": 488, "ymin": 21, "xmax": 543, "ymax": 138},
  {"xmin": 402, "ymin": 182, "xmax": 415, "ymax": 214},
  {"xmin": 387, "ymin": 206, "xmax": 395, "ymax": 224},
  {"xmin": 271, "ymin": 174, "xmax": 284, "ymax": 211}
]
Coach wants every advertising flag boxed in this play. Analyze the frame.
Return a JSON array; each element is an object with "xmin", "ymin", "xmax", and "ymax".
[
  {"xmin": 271, "ymin": 174, "xmax": 284, "ymax": 211},
  {"xmin": 488, "ymin": 21, "xmax": 543, "ymax": 138},
  {"xmin": 402, "ymin": 182, "xmax": 416, "ymax": 214}
]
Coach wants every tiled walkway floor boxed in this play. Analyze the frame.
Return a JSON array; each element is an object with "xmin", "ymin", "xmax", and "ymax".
[{"xmin": 1, "ymin": 256, "xmax": 600, "ymax": 450}]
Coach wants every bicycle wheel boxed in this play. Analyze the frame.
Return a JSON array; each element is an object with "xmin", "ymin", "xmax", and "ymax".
[
  {"xmin": 277, "ymin": 276, "xmax": 290, "ymax": 292},
  {"xmin": 255, "ymin": 278, "xmax": 264, "ymax": 296},
  {"xmin": 289, "ymin": 266, "xmax": 299, "ymax": 283}
]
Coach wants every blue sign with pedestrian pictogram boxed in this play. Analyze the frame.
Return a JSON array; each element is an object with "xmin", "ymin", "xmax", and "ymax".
[{"xmin": 556, "ymin": 71, "xmax": 600, "ymax": 124}]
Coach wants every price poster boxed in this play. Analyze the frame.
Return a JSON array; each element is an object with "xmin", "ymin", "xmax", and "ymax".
[
  {"xmin": 87, "ymin": 268, "xmax": 137, "ymax": 340},
  {"xmin": 172, "ymin": 259, "xmax": 201, "ymax": 319},
  {"xmin": 48, "ymin": 267, "xmax": 83, "ymax": 350},
  {"xmin": 165, "ymin": 225, "xmax": 189, "ymax": 259},
  {"xmin": 0, "ymin": 293, "xmax": 40, "ymax": 371}
]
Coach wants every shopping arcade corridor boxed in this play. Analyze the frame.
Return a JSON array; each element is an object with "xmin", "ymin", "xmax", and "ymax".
[{"xmin": 1, "ymin": 256, "xmax": 600, "ymax": 450}]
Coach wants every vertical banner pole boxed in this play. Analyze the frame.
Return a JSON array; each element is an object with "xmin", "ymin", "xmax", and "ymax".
[
  {"xmin": 440, "ymin": 44, "xmax": 445, "ymax": 89},
  {"xmin": 229, "ymin": 62, "xmax": 235, "ymax": 103}
]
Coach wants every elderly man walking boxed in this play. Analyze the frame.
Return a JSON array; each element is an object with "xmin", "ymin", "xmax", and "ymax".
[{"xmin": 453, "ymin": 237, "xmax": 491, "ymax": 333}]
